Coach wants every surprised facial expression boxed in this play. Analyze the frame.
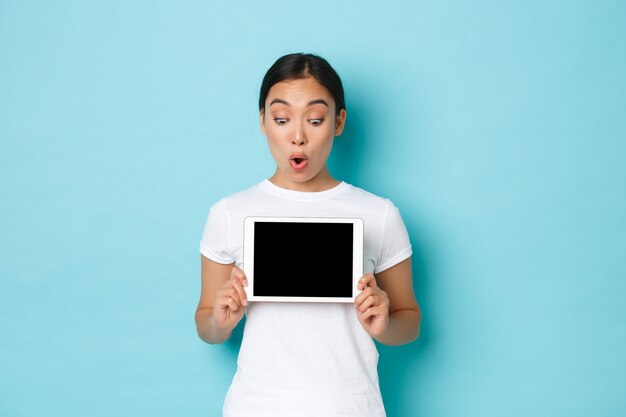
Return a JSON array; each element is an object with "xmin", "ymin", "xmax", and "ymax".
[{"xmin": 260, "ymin": 76, "xmax": 346, "ymax": 190}]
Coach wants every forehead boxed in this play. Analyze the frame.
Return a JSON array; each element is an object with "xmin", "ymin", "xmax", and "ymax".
[{"xmin": 266, "ymin": 77, "xmax": 335, "ymax": 107}]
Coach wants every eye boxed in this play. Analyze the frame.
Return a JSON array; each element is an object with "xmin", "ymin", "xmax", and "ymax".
[
  {"xmin": 273, "ymin": 118, "xmax": 288, "ymax": 125},
  {"xmin": 308, "ymin": 118, "xmax": 324, "ymax": 126}
]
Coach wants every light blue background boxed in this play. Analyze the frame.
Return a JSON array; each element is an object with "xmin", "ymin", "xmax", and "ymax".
[{"xmin": 1, "ymin": 1, "xmax": 625, "ymax": 416}]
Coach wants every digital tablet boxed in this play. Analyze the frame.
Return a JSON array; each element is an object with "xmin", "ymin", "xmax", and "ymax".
[{"xmin": 243, "ymin": 217, "xmax": 364, "ymax": 302}]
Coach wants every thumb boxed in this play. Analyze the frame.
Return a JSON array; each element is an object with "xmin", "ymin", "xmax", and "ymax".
[{"xmin": 358, "ymin": 273, "xmax": 378, "ymax": 290}]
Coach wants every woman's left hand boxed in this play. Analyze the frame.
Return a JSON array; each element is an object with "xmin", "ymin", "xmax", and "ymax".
[{"xmin": 355, "ymin": 273, "xmax": 391, "ymax": 340}]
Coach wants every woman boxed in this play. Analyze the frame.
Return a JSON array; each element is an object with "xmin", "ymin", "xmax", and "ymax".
[{"xmin": 196, "ymin": 52, "xmax": 421, "ymax": 417}]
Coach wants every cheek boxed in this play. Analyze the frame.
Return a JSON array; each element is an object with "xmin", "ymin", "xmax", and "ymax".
[
  {"xmin": 323, "ymin": 138, "xmax": 335, "ymax": 154},
  {"xmin": 266, "ymin": 136, "xmax": 280, "ymax": 153},
  {"xmin": 309, "ymin": 123, "xmax": 334, "ymax": 141},
  {"xmin": 315, "ymin": 135, "xmax": 335, "ymax": 161},
  {"xmin": 265, "ymin": 136, "xmax": 287, "ymax": 163},
  {"xmin": 321, "ymin": 126, "xmax": 336, "ymax": 147},
  {"xmin": 264, "ymin": 126, "xmax": 281, "ymax": 146},
  {"xmin": 265, "ymin": 123, "xmax": 289, "ymax": 141}
]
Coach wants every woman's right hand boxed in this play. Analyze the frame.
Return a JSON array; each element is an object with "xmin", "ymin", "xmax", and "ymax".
[{"xmin": 212, "ymin": 266, "xmax": 248, "ymax": 333}]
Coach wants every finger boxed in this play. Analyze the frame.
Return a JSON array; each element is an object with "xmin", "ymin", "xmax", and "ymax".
[
  {"xmin": 218, "ymin": 286, "xmax": 241, "ymax": 308},
  {"xmin": 225, "ymin": 295, "xmax": 240, "ymax": 312},
  {"xmin": 357, "ymin": 273, "xmax": 378, "ymax": 290},
  {"xmin": 361, "ymin": 305, "xmax": 387, "ymax": 322},
  {"xmin": 215, "ymin": 292, "xmax": 239, "ymax": 313},
  {"xmin": 229, "ymin": 275, "xmax": 248, "ymax": 307},
  {"xmin": 231, "ymin": 266, "xmax": 248, "ymax": 287},
  {"xmin": 355, "ymin": 287, "xmax": 374, "ymax": 306},
  {"xmin": 357, "ymin": 294, "xmax": 378, "ymax": 313},
  {"xmin": 360, "ymin": 307, "xmax": 375, "ymax": 321}
]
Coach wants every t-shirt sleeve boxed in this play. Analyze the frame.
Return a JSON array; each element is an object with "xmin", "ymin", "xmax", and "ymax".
[
  {"xmin": 375, "ymin": 200, "xmax": 413, "ymax": 274},
  {"xmin": 199, "ymin": 199, "xmax": 236, "ymax": 264}
]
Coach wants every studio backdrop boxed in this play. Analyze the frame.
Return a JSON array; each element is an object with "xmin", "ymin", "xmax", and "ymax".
[{"xmin": 1, "ymin": 1, "xmax": 625, "ymax": 416}]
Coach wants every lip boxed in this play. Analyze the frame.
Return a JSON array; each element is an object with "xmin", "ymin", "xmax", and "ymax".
[{"xmin": 289, "ymin": 153, "xmax": 308, "ymax": 170}]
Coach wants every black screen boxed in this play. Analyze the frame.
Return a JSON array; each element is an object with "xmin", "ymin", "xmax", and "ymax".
[{"xmin": 253, "ymin": 222, "xmax": 354, "ymax": 297}]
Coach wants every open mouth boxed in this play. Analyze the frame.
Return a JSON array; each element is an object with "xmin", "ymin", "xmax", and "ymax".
[{"xmin": 290, "ymin": 155, "xmax": 308, "ymax": 170}]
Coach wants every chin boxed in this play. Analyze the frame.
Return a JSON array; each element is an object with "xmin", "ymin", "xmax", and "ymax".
[
  {"xmin": 289, "ymin": 175, "xmax": 315, "ymax": 183},
  {"xmin": 283, "ymin": 168, "xmax": 315, "ymax": 180}
]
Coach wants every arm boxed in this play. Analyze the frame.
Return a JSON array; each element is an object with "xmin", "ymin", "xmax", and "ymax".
[
  {"xmin": 355, "ymin": 257, "xmax": 421, "ymax": 346},
  {"xmin": 195, "ymin": 255, "xmax": 248, "ymax": 344}
]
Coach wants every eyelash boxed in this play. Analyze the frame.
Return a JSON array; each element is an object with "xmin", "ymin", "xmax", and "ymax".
[{"xmin": 273, "ymin": 118, "xmax": 324, "ymax": 126}]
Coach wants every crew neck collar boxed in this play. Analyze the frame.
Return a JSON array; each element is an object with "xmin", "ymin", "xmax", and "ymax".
[{"xmin": 259, "ymin": 179, "xmax": 351, "ymax": 201}]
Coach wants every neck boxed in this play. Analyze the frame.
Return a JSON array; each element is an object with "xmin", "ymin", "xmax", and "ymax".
[{"xmin": 268, "ymin": 166, "xmax": 340, "ymax": 192}]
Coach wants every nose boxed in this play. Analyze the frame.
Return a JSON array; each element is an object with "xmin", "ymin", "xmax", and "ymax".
[{"xmin": 291, "ymin": 121, "xmax": 307, "ymax": 146}]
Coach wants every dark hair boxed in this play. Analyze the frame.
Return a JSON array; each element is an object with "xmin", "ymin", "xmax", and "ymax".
[{"xmin": 259, "ymin": 53, "xmax": 346, "ymax": 115}]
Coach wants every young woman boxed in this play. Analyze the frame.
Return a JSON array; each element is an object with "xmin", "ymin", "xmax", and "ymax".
[{"xmin": 196, "ymin": 53, "xmax": 421, "ymax": 417}]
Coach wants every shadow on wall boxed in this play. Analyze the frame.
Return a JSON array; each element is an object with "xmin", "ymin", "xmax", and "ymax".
[
  {"xmin": 327, "ymin": 97, "xmax": 370, "ymax": 187},
  {"xmin": 332, "ymin": 78, "xmax": 433, "ymax": 416},
  {"xmin": 224, "ymin": 316, "xmax": 245, "ymax": 356},
  {"xmin": 377, "ymin": 225, "xmax": 432, "ymax": 417}
]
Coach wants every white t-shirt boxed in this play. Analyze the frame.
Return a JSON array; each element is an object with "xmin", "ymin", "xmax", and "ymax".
[{"xmin": 200, "ymin": 180, "xmax": 412, "ymax": 417}]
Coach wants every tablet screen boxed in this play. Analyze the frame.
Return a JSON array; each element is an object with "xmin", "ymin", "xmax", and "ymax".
[{"xmin": 253, "ymin": 222, "xmax": 354, "ymax": 298}]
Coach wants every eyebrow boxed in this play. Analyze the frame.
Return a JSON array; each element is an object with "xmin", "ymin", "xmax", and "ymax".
[{"xmin": 269, "ymin": 98, "xmax": 329, "ymax": 107}]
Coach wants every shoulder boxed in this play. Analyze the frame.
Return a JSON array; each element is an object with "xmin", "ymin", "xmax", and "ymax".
[
  {"xmin": 342, "ymin": 184, "xmax": 409, "ymax": 235},
  {"xmin": 342, "ymin": 183, "xmax": 394, "ymax": 213},
  {"xmin": 210, "ymin": 182, "xmax": 266, "ymax": 212}
]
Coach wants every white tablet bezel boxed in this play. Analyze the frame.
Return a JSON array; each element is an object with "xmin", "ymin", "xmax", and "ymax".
[{"xmin": 243, "ymin": 216, "xmax": 364, "ymax": 303}]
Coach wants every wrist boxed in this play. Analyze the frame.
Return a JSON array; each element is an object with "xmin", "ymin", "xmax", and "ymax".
[
  {"xmin": 209, "ymin": 311, "xmax": 233, "ymax": 343},
  {"xmin": 374, "ymin": 318, "xmax": 393, "ymax": 343}
]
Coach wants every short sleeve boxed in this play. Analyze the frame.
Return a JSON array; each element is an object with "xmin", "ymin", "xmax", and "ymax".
[
  {"xmin": 199, "ymin": 199, "xmax": 236, "ymax": 264},
  {"xmin": 375, "ymin": 201, "xmax": 413, "ymax": 274}
]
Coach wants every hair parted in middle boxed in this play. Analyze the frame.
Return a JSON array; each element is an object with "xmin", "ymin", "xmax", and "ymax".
[{"xmin": 259, "ymin": 53, "xmax": 346, "ymax": 116}]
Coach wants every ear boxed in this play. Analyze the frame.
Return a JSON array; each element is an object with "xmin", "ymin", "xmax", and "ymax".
[
  {"xmin": 260, "ymin": 108, "xmax": 266, "ymax": 135},
  {"xmin": 334, "ymin": 108, "xmax": 347, "ymax": 136}
]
